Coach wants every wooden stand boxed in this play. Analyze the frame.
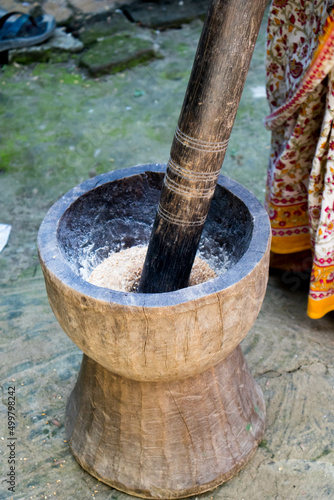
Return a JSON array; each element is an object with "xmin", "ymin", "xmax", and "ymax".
[{"xmin": 66, "ymin": 347, "xmax": 265, "ymax": 499}]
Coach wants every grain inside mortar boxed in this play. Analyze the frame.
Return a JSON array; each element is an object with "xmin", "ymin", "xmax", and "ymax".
[{"xmin": 88, "ymin": 246, "xmax": 217, "ymax": 292}]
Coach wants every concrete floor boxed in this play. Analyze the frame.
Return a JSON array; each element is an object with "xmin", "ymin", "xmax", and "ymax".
[{"xmin": 0, "ymin": 6, "xmax": 334, "ymax": 500}]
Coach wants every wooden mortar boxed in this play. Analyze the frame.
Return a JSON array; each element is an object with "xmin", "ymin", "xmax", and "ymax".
[{"xmin": 38, "ymin": 164, "xmax": 271, "ymax": 498}]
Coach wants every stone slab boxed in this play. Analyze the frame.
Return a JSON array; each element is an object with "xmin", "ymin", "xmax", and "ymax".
[
  {"xmin": 78, "ymin": 11, "xmax": 134, "ymax": 45},
  {"xmin": 79, "ymin": 32, "xmax": 159, "ymax": 76},
  {"xmin": 68, "ymin": 0, "xmax": 129, "ymax": 14},
  {"xmin": 123, "ymin": 0, "xmax": 208, "ymax": 29},
  {"xmin": 43, "ymin": 0, "xmax": 73, "ymax": 24}
]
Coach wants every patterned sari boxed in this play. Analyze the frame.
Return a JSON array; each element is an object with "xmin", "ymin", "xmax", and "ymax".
[{"xmin": 265, "ymin": 0, "xmax": 334, "ymax": 319}]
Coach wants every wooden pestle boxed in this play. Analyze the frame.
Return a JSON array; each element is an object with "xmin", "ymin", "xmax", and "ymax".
[{"xmin": 138, "ymin": 0, "xmax": 267, "ymax": 293}]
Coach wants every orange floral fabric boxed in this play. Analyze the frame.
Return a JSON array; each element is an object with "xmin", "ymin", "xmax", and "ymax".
[{"xmin": 265, "ymin": 0, "xmax": 334, "ymax": 318}]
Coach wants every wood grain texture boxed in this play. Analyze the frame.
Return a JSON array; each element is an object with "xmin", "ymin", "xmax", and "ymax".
[
  {"xmin": 40, "ymin": 243, "xmax": 269, "ymax": 382},
  {"xmin": 66, "ymin": 346, "xmax": 265, "ymax": 499},
  {"xmin": 38, "ymin": 166, "xmax": 270, "ymax": 383},
  {"xmin": 138, "ymin": 0, "xmax": 268, "ymax": 293}
]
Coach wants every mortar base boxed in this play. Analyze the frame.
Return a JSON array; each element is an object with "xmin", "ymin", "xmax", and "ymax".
[{"xmin": 66, "ymin": 346, "xmax": 265, "ymax": 499}]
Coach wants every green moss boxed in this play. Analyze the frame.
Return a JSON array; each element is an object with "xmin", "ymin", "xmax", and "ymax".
[
  {"xmin": 160, "ymin": 61, "xmax": 190, "ymax": 81},
  {"xmin": 11, "ymin": 50, "xmax": 53, "ymax": 65},
  {"xmin": 79, "ymin": 19, "xmax": 137, "ymax": 46},
  {"xmin": 10, "ymin": 49, "xmax": 73, "ymax": 65},
  {"xmin": 146, "ymin": 124, "xmax": 172, "ymax": 144},
  {"xmin": 312, "ymin": 448, "xmax": 332, "ymax": 461},
  {"xmin": 49, "ymin": 52, "xmax": 72, "ymax": 64},
  {"xmin": 79, "ymin": 33, "xmax": 159, "ymax": 76},
  {"xmin": 1, "ymin": 64, "xmax": 17, "ymax": 78},
  {"xmin": 176, "ymin": 42, "xmax": 190, "ymax": 55}
]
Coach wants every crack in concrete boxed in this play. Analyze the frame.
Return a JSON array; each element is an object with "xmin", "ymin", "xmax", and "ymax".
[{"xmin": 255, "ymin": 360, "xmax": 332, "ymax": 379}]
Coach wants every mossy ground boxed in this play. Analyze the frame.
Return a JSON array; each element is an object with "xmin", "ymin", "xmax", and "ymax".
[{"xmin": 0, "ymin": 18, "xmax": 270, "ymax": 282}]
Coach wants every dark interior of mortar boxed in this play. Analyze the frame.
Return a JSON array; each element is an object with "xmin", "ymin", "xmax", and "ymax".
[{"xmin": 57, "ymin": 171, "xmax": 253, "ymax": 283}]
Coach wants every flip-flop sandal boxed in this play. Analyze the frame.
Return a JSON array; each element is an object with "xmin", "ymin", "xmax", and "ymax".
[{"xmin": 0, "ymin": 11, "xmax": 56, "ymax": 51}]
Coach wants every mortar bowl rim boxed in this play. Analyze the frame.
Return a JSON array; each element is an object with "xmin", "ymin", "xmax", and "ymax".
[{"xmin": 37, "ymin": 163, "xmax": 270, "ymax": 309}]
